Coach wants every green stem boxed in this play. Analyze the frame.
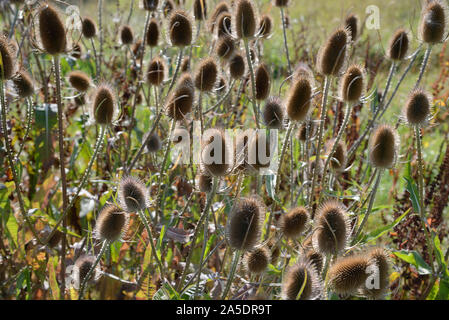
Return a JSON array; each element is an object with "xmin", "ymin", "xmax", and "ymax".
[
  {"xmin": 166, "ymin": 48, "xmax": 184, "ymax": 96},
  {"xmin": 415, "ymin": 44, "xmax": 432, "ymax": 89},
  {"xmin": 243, "ymin": 39, "xmax": 260, "ymax": 128},
  {"xmin": 221, "ymin": 249, "xmax": 241, "ymax": 299}
]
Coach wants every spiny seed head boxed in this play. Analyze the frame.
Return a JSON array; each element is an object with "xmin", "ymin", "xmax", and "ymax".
[
  {"xmin": 216, "ymin": 12, "xmax": 232, "ymax": 38},
  {"xmin": 142, "ymin": 0, "xmax": 159, "ymax": 11},
  {"xmin": 193, "ymin": 0, "xmax": 207, "ymax": 21},
  {"xmin": 216, "ymin": 36, "xmax": 235, "ymax": 60},
  {"xmin": 201, "ymin": 128, "xmax": 231, "ymax": 176},
  {"xmin": 233, "ymin": 0, "xmax": 258, "ymax": 40},
  {"xmin": 313, "ymin": 201, "xmax": 350, "ymax": 255},
  {"xmin": 298, "ymin": 120, "xmax": 317, "ymax": 142},
  {"xmin": 259, "ymin": 14, "xmax": 273, "ymax": 38},
  {"xmin": 317, "ymin": 28, "xmax": 349, "ymax": 76},
  {"xmin": 168, "ymin": 10, "xmax": 193, "ymax": 47},
  {"xmin": 146, "ymin": 19, "xmax": 160, "ymax": 47},
  {"xmin": 209, "ymin": 1, "xmax": 230, "ymax": 32},
  {"xmin": 362, "ymin": 248, "xmax": 391, "ymax": 299},
  {"xmin": 91, "ymin": 84, "xmax": 116, "ymax": 125},
  {"xmin": 305, "ymin": 249, "xmax": 324, "ymax": 273},
  {"xmin": 388, "ymin": 28, "xmax": 409, "ymax": 61},
  {"xmin": 227, "ymin": 197, "xmax": 265, "ymax": 251},
  {"xmin": 120, "ymin": 25, "xmax": 134, "ymax": 45},
  {"xmin": 274, "ymin": 0, "xmax": 289, "ymax": 7},
  {"xmin": 95, "ymin": 205, "xmax": 129, "ymax": 242},
  {"xmin": 198, "ymin": 174, "xmax": 213, "ymax": 193},
  {"xmin": 229, "ymin": 53, "xmax": 246, "ymax": 79},
  {"xmin": 263, "ymin": 96, "xmax": 284, "ymax": 129},
  {"xmin": 254, "ymin": 63, "xmax": 271, "ymax": 100},
  {"xmin": 72, "ymin": 43, "xmax": 82, "ymax": 59},
  {"xmin": 82, "ymin": 17, "xmax": 97, "ymax": 39},
  {"xmin": 328, "ymin": 255, "xmax": 370, "ymax": 295},
  {"xmin": 244, "ymin": 246, "xmax": 271, "ymax": 274},
  {"xmin": 163, "ymin": 0, "xmax": 175, "ymax": 17},
  {"xmin": 181, "ymin": 57, "xmax": 190, "ymax": 72},
  {"xmin": 118, "ymin": 176, "xmax": 150, "ymax": 213},
  {"xmin": 345, "ymin": 14, "xmax": 359, "ymax": 41},
  {"xmin": 280, "ymin": 207, "xmax": 309, "ymax": 239},
  {"xmin": 286, "ymin": 76, "xmax": 313, "ymax": 122},
  {"xmin": 12, "ymin": 70, "xmax": 34, "ymax": 98},
  {"xmin": 419, "ymin": 0, "xmax": 448, "ymax": 44},
  {"xmin": 339, "ymin": 64, "xmax": 365, "ymax": 102},
  {"xmin": 369, "ymin": 124, "xmax": 400, "ymax": 169},
  {"xmin": 325, "ymin": 139, "xmax": 347, "ymax": 172},
  {"xmin": 404, "ymin": 88, "xmax": 432, "ymax": 127},
  {"xmin": 144, "ymin": 132, "xmax": 162, "ymax": 153},
  {"xmin": 38, "ymin": 3, "xmax": 67, "ymax": 55},
  {"xmin": 73, "ymin": 255, "xmax": 100, "ymax": 289},
  {"xmin": 166, "ymin": 72, "xmax": 195, "ymax": 121},
  {"xmin": 281, "ymin": 260, "xmax": 322, "ymax": 300},
  {"xmin": 194, "ymin": 57, "xmax": 218, "ymax": 92},
  {"xmin": 247, "ymin": 130, "xmax": 273, "ymax": 171},
  {"xmin": 68, "ymin": 70, "xmax": 91, "ymax": 92},
  {"xmin": 147, "ymin": 56, "xmax": 166, "ymax": 86}
]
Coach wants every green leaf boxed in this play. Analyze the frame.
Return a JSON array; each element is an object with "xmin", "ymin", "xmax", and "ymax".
[
  {"xmin": 47, "ymin": 256, "xmax": 60, "ymax": 300},
  {"xmin": 404, "ymin": 176, "xmax": 420, "ymax": 214},
  {"xmin": 6, "ymin": 212, "xmax": 18, "ymax": 248},
  {"xmin": 156, "ymin": 225, "xmax": 166, "ymax": 261},
  {"xmin": 393, "ymin": 250, "xmax": 432, "ymax": 275},
  {"xmin": 266, "ymin": 174, "xmax": 280, "ymax": 203},
  {"xmin": 432, "ymin": 233, "xmax": 449, "ymax": 278},
  {"xmin": 437, "ymin": 278, "xmax": 449, "ymax": 300},
  {"xmin": 361, "ymin": 208, "xmax": 410, "ymax": 243},
  {"xmin": 202, "ymin": 234, "xmax": 217, "ymax": 260}
]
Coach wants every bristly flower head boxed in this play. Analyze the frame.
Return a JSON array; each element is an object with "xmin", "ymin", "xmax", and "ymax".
[
  {"xmin": 68, "ymin": 70, "xmax": 91, "ymax": 92},
  {"xmin": 147, "ymin": 56, "xmax": 166, "ymax": 86},
  {"xmin": 362, "ymin": 247, "xmax": 391, "ymax": 299},
  {"xmin": 369, "ymin": 124, "xmax": 400, "ymax": 169},
  {"xmin": 339, "ymin": 64, "xmax": 365, "ymax": 103},
  {"xmin": 258, "ymin": 14, "xmax": 273, "ymax": 39},
  {"xmin": 254, "ymin": 63, "xmax": 271, "ymax": 100},
  {"xmin": 201, "ymin": 128, "xmax": 231, "ymax": 177},
  {"xmin": 328, "ymin": 254, "xmax": 370, "ymax": 296},
  {"xmin": 280, "ymin": 207, "xmax": 309, "ymax": 239},
  {"xmin": 146, "ymin": 19, "xmax": 160, "ymax": 47},
  {"xmin": 216, "ymin": 36, "xmax": 235, "ymax": 60},
  {"xmin": 325, "ymin": 139, "xmax": 347, "ymax": 173},
  {"xmin": 94, "ymin": 205, "xmax": 129, "ymax": 242},
  {"xmin": 90, "ymin": 84, "xmax": 117, "ymax": 125},
  {"xmin": 317, "ymin": 27, "xmax": 349, "ymax": 76},
  {"xmin": 37, "ymin": 3, "xmax": 67, "ymax": 55},
  {"xmin": 244, "ymin": 245, "xmax": 271, "ymax": 274},
  {"xmin": 82, "ymin": 17, "xmax": 97, "ymax": 39},
  {"xmin": 286, "ymin": 76, "xmax": 313, "ymax": 122},
  {"xmin": 193, "ymin": 0, "xmax": 207, "ymax": 21},
  {"xmin": 233, "ymin": 0, "xmax": 258, "ymax": 40},
  {"xmin": 387, "ymin": 28, "xmax": 409, "ymax": 61},
  {"xmin": 229, "ymin": 52, "xmax": 246, "ymax": 79},
  {"xmin": 73, "ymin": 255, "xmax": 101, "ymax": 289},
  {"xmin": 403, "ymin": 88, "xmax": 433, "ymax": 127},
  {"xmin": 262, "ymin": 96, "xmax": 284, "ymax": 129},
  {"xmin": 12, "ymin": 70, "xmax": 34, "ymax": 98},
  {"xmin": 194, "ymin": 57, "xmax": 219, "ymax": 92},
  {"xmin": 419, "ymin": 0, "xmax": 448, "ymax": 44},
  {"xmin": 209, "ymin": 1, "xmax": 230, "ymax": 32},
  {"xmin": 345, "ymin": 13, "xmax": 359, "ymax": 42},
  {"xmin": 118, "ymin": 176, "xmax": 150, "ymax": 213},
  {"xmin": 120, "ymin": 25, "xmax": 134, "ymax": 45},
  {"xmin": 167, "ymin": 10, "xmax": 194, "ymax": 47},
  {"xmin": 166, "ymin": 72, "xmax": 195, "ymax": 121},
  {"xmin": 281, "ymin": 259, "xmax": 323, "ymax": 300}
]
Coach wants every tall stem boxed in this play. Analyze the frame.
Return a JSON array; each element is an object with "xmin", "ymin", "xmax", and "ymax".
[
  {"xmin": 15, "ymin": 98, "xmax": 33, "ymax": 161},
  {"xmin": 415, "ymin": 45, "xmax": 432, "ymax": 89},
  {"xmin": 166, "ymin": 48, "xmax": 184, "ymax": 96},
  {"xmin": 97, "ymin": 0, "xmax": 103, "ymax": 78},
  {"xmin": 308, "ymin": 76, "xmax": 331, "ymax": 207},
  {"xmin": 243, "ymin": 39, "xmax": 260, "ymax": 128},
  {"xmin": 280, "ymin": 7, "xmax": 292, "ymax": 75},
  {"xmin": 221, "ymin": 249, "xmax": 241, "ymax": 299}
]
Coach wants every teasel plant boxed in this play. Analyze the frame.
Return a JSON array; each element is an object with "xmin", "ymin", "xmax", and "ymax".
[{"xmin": 273, "ymin": 0, "xmax": 292, "ymax": 75}]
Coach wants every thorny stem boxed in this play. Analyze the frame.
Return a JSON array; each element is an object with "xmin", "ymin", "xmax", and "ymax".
[
  {"xmin": 15, "ymin": 98, "xmax": 33, "ymax": 161},
  {"xmin": 166, "ymin": 48, "xmax": 184, "ymax": 96},
  {"xmin": 244, "ymin": 39, "xmax": 260, "ymax": 128},
  {"xmin": 90, "ymin": 38, "xmax": 100, "ymax": 82},
  {"xmin": 415, "ymin": 44, "xmax": 432, "ymax": 90},
  {"xmin": 222, "ymin": 249, "xmax": 242, "ymax": 299},
  {"xmin": 280, "ymin": 7, "xmax": 292, "ymax": 75},
  {"xmin": 78, "ymin": 240, "xmax": 109, "ymax": 300}
]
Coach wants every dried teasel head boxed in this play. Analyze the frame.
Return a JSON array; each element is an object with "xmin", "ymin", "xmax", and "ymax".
[
  {"xmin": 369, "ymin": 124, "xmax": 400, "ymax": 169},
  {"xmin": 262, "ymin": 96, "xmax": 284, "ymax": 129},
  {"xmin": 258, "ymin": 14, "xmax": 273, "ymax": 38},
  {"xmin": 298, "ymin": 120, "xmax": 317, "ymax": 142},
  {"xmin": 279, "ymin": 207, "xmax": 309, "ymax": 239},
  {"xmin": 227, "ymin": 197, "xmax": 265, "ymax": 251},
  {"xmin": 216, "ymin": 12, "xmax": 232, "ymax": 38},
  {"xmin": 281, "ymin": 259, "xmax": 322, "ymax": 300},
  {"xmin": 328, "ymin": 254, "xmax": 370, "ymax": 296},
  {"xmin": 344, "ymin": 13, "xmax": 359, "ymax": 42},
  {"xmin": 247, "ymin": 130, "xmax": 273, "ymax": 171},
  {"xmin": 325, "ymin": 139, "xmax": 347, "ymax": 173},
  {"xmin": 254, "ymin": 63, "xmax": 271, "ymax": 100},
  {"xmin": 37, "ymin": 3, "xmax": 67, "ymax": 55},
  {"xmin": 181, "ymin": 57, "xmax": 190, "ymax": 72},
  {"xmin": 94, "ymin": 205, "xmax": 129, "ymax": 242},
  {"xmin": 229, "ymin": 52, "xmax": 246, "ymax": 79},
  {"xmin": 146, "ymin": 19, "xmax": 160, "ymax": 47},
  {"xmin": 200, "ymin": 128, "xmax": 231, "ymax": 177},
  {"xmin": 387, "ymin": 28, "xmax": 409, "ymax": 61},
  {"xmin": 317, "ymin": 27, "xmax": 349, "ymax": 76},
  {"xmin": 82, "ymin": 17, "xmax": 97, "ymax": 39},
  {"xmin": 286, "ymin": 76, "xmax": 313, "ymax": 122},
  {"xmin": 167, "ymin": 10, "xmax": 193, "ymax": 47},
  {"xmin": 193, "ymin": 0, "xmax": 207, "ymax": 21},
  {"xmin": 166, "ymin": 72, "xmax": 195, "ymax": 121},
  {"xmin": 68, "ymin": 70, "xmax": 91, "ymax": 92},
  {"xmin": 274, "ymin": 0, "xmax": 289, "ymax": 7},
  {"xmin": 197, "ymin": 174, "xmax": 213, "ymax": 193},
  {"xmin": 305, "ymin": 248, "xmax": 324, "ymax": 274},
  {"xmin": 194, "ymin": 57, "xmax": 219, "ymax": 92},
  {"xmin": 244, "ymin": 245, "xmax": 271, "ymax": 274},
  {"xmin": 313, "ymin": 200, "xmax": 350, "ymax": 255},
  {"xmin": 118, "ymin": 176, "xmax": 150, "ymax": 213},
  {"xmin": 120, "ymin": 25, "xmax": 134, "ymax": 45},
  {"xmin": 209, "ymin": 1, "xmax": 230, "ymax": 32},
  {"xmin": 72, "ymin": 43, "xmax": 82, "ymax": 59},
  {"xmin": 403, "ymin": 88, "xmax": 433, "ymax": 127},
  {"xmin": 339, "ymin": 64, "xmax": 365, "ymax": 103},
  {"xmin": 142, "ymin": 0, "xmax": 159, "ymax": 11},
  {"xmin": 143, "ymin": 131, "xmax": 162, "ymax": 153},
  {"xmin": 419, "ymin": 0, "xmax": 448, "ymax": 44},
  {"xmin": 73, "ymin": 255, "xmax": 101, "ymax": 289},
  {"xmin": 12, "ymin": 70, "xmax": 34, "ymax": 98},
  {"xmin": 147, "ymin": 56, "xmax": 167, "ymax": 86},
  {"xmin": 91, "ymin": 84, "xmax": 116, "ymax": 125},
  {"xmin": 361, "ymin": 247, "xmax": 391, "ymax": 299},
  {"xmin": 216, "ymin": 36, "xmax": 235, "ymax": 60},
  {"xmin": 233, "ymin": 0, "xmax": 258, "ymax": 40}
]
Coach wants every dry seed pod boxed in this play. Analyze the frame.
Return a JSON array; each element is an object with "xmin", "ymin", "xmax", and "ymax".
[
  {"xmin": 274, "ymin": 0, "xmax": 289, "ymax": 7},
  {"xmin": 227, "ymin": 197, "xmax": 264, "ymax": 251},
  {"xmin": 305, "ymin": 249, "xmax": 324, "ymax": 274},
  {"xmin": 132, "ymin": 40, "xmax": 143, "ymax": 60},
  {"xmin": 142, "ymin": 0, "xmax": 159, "ymax": 11},
  {"xmin": 328, "ymin": 255, "xmax": 370, "ymax": 295},
  {"xmin": 147, "ymin": 56, "xmax": 166, "ymax": 86},
  {"xmin": 345, "ymin": 14, "xmax": 358, "ymax": 41},
  {"xmin": 362, "ymin": 248, "xmax": 391, "ymax": 299},
  {"xmin": 387, "ymin": 28, "xmax": 409, "ymax": 61},
  {"xmin": 82, "ymin": 17, "xmax": 97, "ymax": 39},
  {"xmin": 181, "ymin": 57, "xmax": 190, "ymax": 72},
  {"xmin": 233, "ymin": 0, "xmax": 258, "ymax": 39},
  {"xmin": 91, "ymin": 84, "xmax": 116, "ymax": 125},
  {"xmin": 73, "ymin": 255, "xmax": 101, "ymax": 289},
  {"xmin": 259, "ymin": 14, "xmax": 273, "ymax": 38},
  {"xmin": 298, "ymin": 120, "xmax": 316, "ymax": 142},
  {"xmin": 194, "ymin": 57, "xmax": 218, "ymax": 92},
  {"xmin": 95, "ymin": 205, "xmax": 128, "ymax": 242},
  {"xmin": 281, "ymin": 260, "xmax": 322, "ymax": 300},
  {"xmin": 193, "ymin": 0, "xmax": 207, "ymax": 21},
  {"xmin": 229, "ymin": 53, "xmax": 246, "ymax": 79},
  {"xmin": 403, "ymin": 88, "xmax": 432, "ymax": 127},
  {"xmin": 244, "ymin": 246, "xmax": 271, "ymax": 274},
  {"xmin": 325, "ymin": 139, "xmax": 347, "ymax": 172},
  {"xmin": 216, "ymin": 36, "xmax": 235, "ymax": 60},
  {"xmin": 369, "ymin": 124, "xmax": 399, "ymax": 169},
  {"xmin": 313, "ymin": 201, "xmax": 349, "ymax": 255},
  {"xmin": 198, "ymin": 174, "xmax": 213, "ymax": 193},
  {"xmin": 37, "ymin": 3, "xmax": 67, "ymax": 55},
  {"xmin": 118, "ymin": 176, "xmax": 150, "ymax": 213},
  {"xmin": 280, "ymin": 207, "xmax": 309, "ymax": 238},
  {"xmin": 12, "ymin": 70, "xmax": 34, "ymax": 98},
  {"xmin": 166, "ymin": 73, "xmax": 195, "ymax": 121},
  {"xmin": 419, "ymin": 0, "xmax": 448, "ymax": 44},
  {"xmin": 146, "ymin": 19, "xmax": 160, "ymax": 47},
  {"xmin": 254, "ymin": 63, "xmax": 270, "ymax": 100},
  {"xmin": 209, "ymin": 1, "xmax": 230, "ymax": 32},
  {"xmin": 339, "ymin": 65, "xmax": 365, "ymax": 103},
  {"xmin": 317, "ymin": 28, "xmax": 349, "ymax": 76},
  {"xmin": 120, "ymin": 25, "xmax": 134, "ymax": 45},
  {"xmin": 286, "ymin": 76, "xmax": 313, "ymax": 122},
  {"xmin": 201, "ymin": 128, "xmax": 231, "ymax": 176},
  {"xmin": 168, "ymin": 10, "xmax": 193, "ymax": 47},
  {"xmin": 68, "ymin": 71, "xmax": 91, "ymax": 92},
  {"xmin": 262, "ymin": 96, "xmax": 284, "ymax": 129},
  {"xmin": 216, "ymin": 12, "xmax": 232, "ymax": 38}
]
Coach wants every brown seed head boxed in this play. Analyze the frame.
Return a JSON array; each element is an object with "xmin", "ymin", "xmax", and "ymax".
[
  {"xmin": 193, "ymin": 0, "xmax": 207, "ymax": 21},
  {"xmin": 244, "ymin": 246, "xmax": 271, "ymax": 274},
  {"xmin": 254, "ymin": 63, "xmax": 271, "ymax": 100},
  {"xmin": 404, "ymin": 88, "xmax": 432, "ymax": 127},
  {"xmin": 274, "ymin": 0, "xmax": 289, "ymax": 7},
  {"xmin": 68, "ymin": 70, "xmax": 91, "ymax": 92},
  {"xmin": 82, "ymin": 17, "xmax": 97, "ymax": 39},
  {"xmin": 362, "ymin": 248, "xmax": 391, "ymax": 299},
  {"xmin": 419, "ymin": 0, "xmax": 448, "ymax": 44},
  {"xmin": 144, "ymin": 132, "xmax": 162, "ymax": 153},
  {"xmin": 216, "ymin": 12, "xmax": 232, "ymax": 38},
  {"xmin": 233, "ymin": 0, "xmax": 258, "ymax": 39},
  {"xmin": 345, "ymin": 14, "xmax": 358, "ymax": 41},
  {"xmin": 388, "ymin": 28, "xmax": 409, "ymax": 61},
  {"xmin": 328, "ymin": 255, "xmax": 370, "ymax": 295},
  {"xmin": 282, "ymin": 260, "xmax": 322, "ymax": 300},
  {"xmin": 181, "ymin": 57, "xmax": 190, "ymax": 72},
  {"xmin": 216, "ymin": 36, "xmax": 235, "ymax": 60},
  {"xmin": 286, "ymin": 76, "xmax": 313, "ymax": 122},
  {"xmin": 166, "ymin": 73, "xmax": 195, "ymax": 120},
  {"xmin": 146, "ymin": 19, "xmax": 160, "ymax": 47},
  {"xmin": 73, "ymin": 255, "xmax": 100, "ymax": 288},
  {"xmin": 194, "ymin": 57, "xmax": 218, "ymax": 92},
  {"xmin": 92, "ymin": 84, "xmax": 116, "ymax": 125},
  {"xmin": 229, "ymin": 53, "xmax": 246, "ymax": 79},
  {"xmin": 369, "ymin": 124, "xmax": 399, "ymax": 169},
  {"xmin": 198, "ymin": 174, "xmax": 213, "ymax": 193},
  {"xmin": 262, "ymin": 96, "xmax": 284, "ymax": 129},
  {"xmin": 259, "ymin": 14, "xmax": 273, "ymax": 38},
  {"xmin": 168, "ymin": 10, "xmax": 193, "ymax": 47},
  {"xmin": 118, "ymin": 176, "xmax": 150, "ymax": 213},
  {"xmin": 325, "ymin": 139, "xmax": 347, "ymax": 172},
  {"xmin": 201, "ymin": 128, "xmax": 231, "ymax": 176},
  {"xmin": 298, "ymin": 120, "xmax": 317, "ymax": 142},
  {"xmin": 120, "ymin": 25, "xmax": 134, "ymax": 45},
  {"xmin": 12, "ymin": 70, "xmax": 34, "ymax": 98},
  {"xmin": 280, "ymin": 207, "xmax": 309, "ymax": 238},
  {"xmin": 209, "ymin": 1, "xmax": 230, "ymax": 32},
  {"xmin": 142, "ymin": 0, "xmax": 159, "ymax": 11},
  {"xmin": 317, "ymin": 28, "xmax": 349, "ymax": 76},
  {"xmin": 95, "ymin": 205, "xmax": 128, "ymax": 242},
  {"xmin": 147, "ymin": 56, "xmax": 166, "ymax": 86},
  {"xmin": 38, "ymin": 4, "xmax": 66, "ymax": 55},
  {"xmin": 339, "ymin": 64, "xmax": 365, "ymax": 102}
]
